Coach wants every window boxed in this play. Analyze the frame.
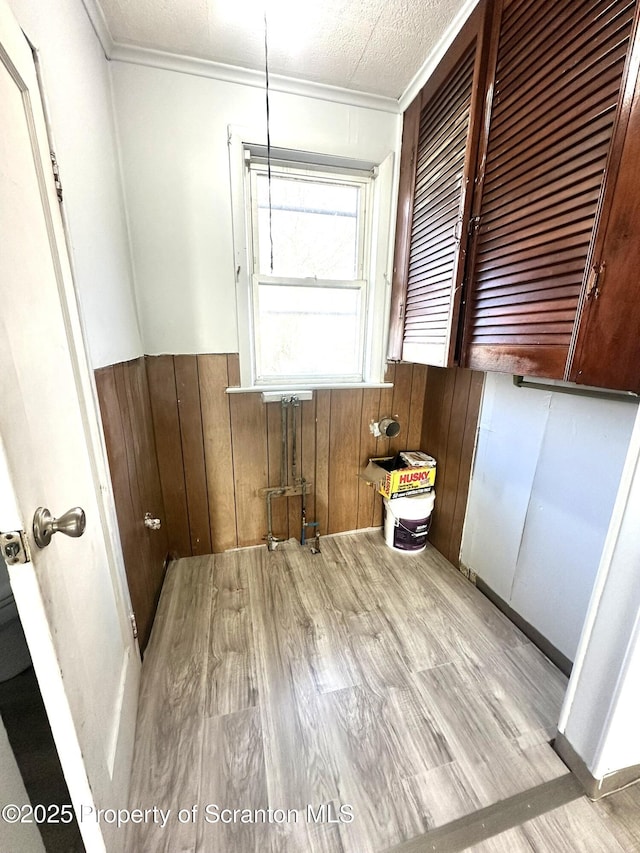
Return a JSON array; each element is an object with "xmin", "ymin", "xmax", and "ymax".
[
  {"xmin": 230, "ymin": 135, "xmax": 394, "ymax": 389},
  {"xmin": 250, "ymin": 164, "xmax": 370, "ymax": 383}
]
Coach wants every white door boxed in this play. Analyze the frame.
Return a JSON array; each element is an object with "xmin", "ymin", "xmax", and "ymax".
[{"xmin": 0, "ymin": 3, "xmax": 140, "ymax": 851}]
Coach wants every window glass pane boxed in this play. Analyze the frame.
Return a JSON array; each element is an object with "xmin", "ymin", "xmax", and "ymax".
[
  {"xmin": 256, "ymin": 175, "xmax": 359, "ymax": 279},
  {"xmin": 257, "ymin": 284, "xmax": 362, "ymax": 378}
]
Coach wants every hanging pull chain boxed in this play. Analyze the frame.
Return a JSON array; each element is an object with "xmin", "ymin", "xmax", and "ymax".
[{"xmin": 264, "ymin": 11, "xmax": 274, "ymax": 274}]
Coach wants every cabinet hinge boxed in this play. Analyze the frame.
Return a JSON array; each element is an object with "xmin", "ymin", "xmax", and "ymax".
[
  {"xmin": 50, "ymin": 151, "xmax": 63, "ymax": 203},
  {"xmin": 398, "ymin": 299, "xmax": 405, "ymax": 322},
  {"xmin": 130, "ymin": 612, "xmax": 139, "ymax": 640},
  {"xmin": 468, "ymin": 215, "xmax": 481, "ymax": 236},
  {"xmin": 586, "ymin": 261, "xmax": 604, "ymax": 300}
]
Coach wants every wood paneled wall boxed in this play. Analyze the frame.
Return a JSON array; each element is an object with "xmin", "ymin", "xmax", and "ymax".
[
  {"xmin": 145, "ymin": 355, "xmax": 428, "ymax": 555},
  {"xmin": 421, "ymin": 366, "xmax": 484, "ymax": 567},
  {"xmin": 96, "ymin": 354, "xmax": 484, "ymax": 617},
  {"xmin": 95, "ymin": 357, "xmax": 168, "ymax": 651}
]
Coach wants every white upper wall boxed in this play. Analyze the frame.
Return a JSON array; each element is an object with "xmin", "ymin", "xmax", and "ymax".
[
  {"xmin": 461, "ymin": 372, "xmax": 638, "ymax": 661},
  {"xmin": 110, "ymin": 60, "xmax": 401, "ymax": 355},
  {"xmin": 9, "ymin": 0, "xmax": 142, "ymax": 368}
]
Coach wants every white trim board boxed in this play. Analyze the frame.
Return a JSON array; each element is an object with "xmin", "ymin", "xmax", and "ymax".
[{"xmin": 110, "ymin": 44, "xmax": 400, "ymax": 113}]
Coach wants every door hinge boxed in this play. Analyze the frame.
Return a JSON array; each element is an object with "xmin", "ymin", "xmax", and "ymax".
[
  {"xmin": 585, "ymin": 261, "xmax": 604, "ymax": 300},
  {"xmin": 50, "ymin": 151, "xmax": 63, "ymax": 203},
  {"xmin": 130, "ymin": 612, "xmax": 139, "ymax": 640},
  {"xmin": 0, "ymin": 530, "xmax": 31, "ymax": 565},
  {"xmin": 468, "ymin": 215, "xmax": 481, "ymax": 236}
]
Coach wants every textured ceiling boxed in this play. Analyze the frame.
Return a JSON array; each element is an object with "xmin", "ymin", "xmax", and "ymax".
[{"xmin": 96, "ymin": 0, "xmax": 466, "ymax": 99}]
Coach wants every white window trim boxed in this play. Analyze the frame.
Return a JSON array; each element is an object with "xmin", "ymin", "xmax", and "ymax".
[{"xmin": 228, "ymin": 126, "xmax": 395, "ymax": 390}]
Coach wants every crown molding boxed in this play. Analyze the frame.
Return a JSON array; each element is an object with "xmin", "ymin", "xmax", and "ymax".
[
  {"xmin": 78, "ymin": 0, "xmax": 400, "ymax": 115},
  {"xmin": 80, "ymin": 0, "xmax": 114, "ymax": 57},
  {"xmin": 398, "ymin": 0, "xmax": 480, "ymax": 112},
  {"xmin": 81, "ymin": 0, "xmax": 481, "ymax": 118},
  {"xmin": 80, "ymin": 0, "xmax": 479, "ymax": 116},
  {"xmin": 108, "ymin": 42, "xmax": 400, "ymax": 113}
]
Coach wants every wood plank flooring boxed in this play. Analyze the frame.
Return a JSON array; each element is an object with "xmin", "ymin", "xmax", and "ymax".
[
  {"xmin": 125, "ymin": 532, "xmax": 634, "ymax": 852},
  {"xmin": 592, "ymin": 783, "xmax": 640, "ymax": 851}
]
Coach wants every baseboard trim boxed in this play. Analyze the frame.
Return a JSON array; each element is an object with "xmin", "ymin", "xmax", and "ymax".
[
  {"xmin": 475, "ymin": 577, "xmax": 573, "ymax": 678},
  {"xmin": 554, "ymin": 731, "xmax": 640, "ymax": 800}
]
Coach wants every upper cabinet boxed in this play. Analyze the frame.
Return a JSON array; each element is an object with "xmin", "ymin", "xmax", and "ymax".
[
  {"xmin": 568, "ymin": 33, "xmax": 640, "ymax": 391},
  {"xmin": 462, "ymin": 0, "xmax": 636, "ymax": 380},
  {"xmin": 388, "ymin": 1, "xmax": 491, "ymax": 367},
  {"xmin": 390, "ymin": 0, "xmax": 640, "ymax": 392}
]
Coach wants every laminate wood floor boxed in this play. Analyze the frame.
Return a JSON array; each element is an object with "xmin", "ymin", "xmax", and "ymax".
[{"xmin": 124, "ymin": 532, "xmax": 633, "ymax": 852}]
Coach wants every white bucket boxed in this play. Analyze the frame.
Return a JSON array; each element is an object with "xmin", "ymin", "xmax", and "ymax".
[{"xmin": 383, "ymin": 491, "xmax": 435, "ymax": 553}]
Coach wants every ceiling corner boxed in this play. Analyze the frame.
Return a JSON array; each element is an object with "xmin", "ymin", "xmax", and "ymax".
[
  {"xmin": 80, "ymin": 0, "xmax": 115, "ymax": 59},
  {"xmin": 398, "ymin": 0, "xmax": 480, "ymax": 112}
]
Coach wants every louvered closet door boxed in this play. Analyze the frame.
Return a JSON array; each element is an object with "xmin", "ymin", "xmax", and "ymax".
[
  {"xmin": 462, "ymin": 0, "xmax": 636, "ymax": 378},
  {"xmin": 569, "ymin": 32, "xmax": 640, "ymax": 393},
  {"xmin": 401, "ymin": 42, "xmax": 477, "ymax": 366}
]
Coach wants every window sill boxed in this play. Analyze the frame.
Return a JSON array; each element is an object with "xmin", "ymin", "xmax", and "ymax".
[{"xmin": 226, "ymin": 382, "xmax": 393, "ymax": 394}]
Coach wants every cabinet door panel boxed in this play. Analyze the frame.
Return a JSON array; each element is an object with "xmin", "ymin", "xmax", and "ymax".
[
  {"xmin": 569, "ymin": 24, "xmax": 640, "ymax": 393},
  {"xmin": 462, "ymin": 0, "xmax": 635, "ymax": 377},
  {"xmin": 402, "ymin": 43, "xmax": 476, "ymax": 367},
  {"xmin": 388, "ymin": 1, "xmax": 490, "ymax": 367},
  {"xmin": 482, "ymin": 129, "xmax": 613, "ymax": 209},
  {"xmin": 497, "ymin": 0, "xmax": 630, "ymax": 99}
]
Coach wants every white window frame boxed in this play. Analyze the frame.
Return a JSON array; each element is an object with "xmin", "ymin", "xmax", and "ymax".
[
  {"xmin": 229, "ymin": 128, "xmax": 395, "ymax": 390},
  {"xmin": 250, "ymin": 162, "xmax": 370, "ymax": 384}
]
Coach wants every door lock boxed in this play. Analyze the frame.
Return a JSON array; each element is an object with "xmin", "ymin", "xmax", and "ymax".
[
  {"xmin": 0, "ymin": 531, "xmax": 31, "ymax": 565},
  {"xmin": 144, "ymin": 513, "xmax": 162, "ymax": 530}
]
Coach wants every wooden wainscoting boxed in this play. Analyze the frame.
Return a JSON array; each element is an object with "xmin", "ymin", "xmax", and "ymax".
[
  {"xmin": 421, "ymin": 366, "xmax": 485, "ymax": 567},
  {"xmin": 95, "ymin": 355, "xmax": 483, "ymax": 628},
  {"xmin": 95, "ymin": 357, "xmax": 169, "ymax": 651},
  {"xmin": 96, "ymin": 354, "xmax": 483, "ymax": 649},
  {"xmin": 145, "ymin": 355, "xmax": 428, "ymax": 555}
]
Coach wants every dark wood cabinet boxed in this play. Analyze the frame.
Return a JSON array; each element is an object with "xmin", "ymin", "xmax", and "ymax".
[
  {"xmin": 388, "ymin": 0, "xmax": 491, "ymax": 366},
  {"xmin": 569, "ymin": 33, "xmax": 640, "ymax": 392},
  {"xmin": 391, "ymin": 0, "xmax": 640, "ymax": 393},
  {"xmin": 462, "ymin": 0, "xmax": 636, "ymax": 382}
]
